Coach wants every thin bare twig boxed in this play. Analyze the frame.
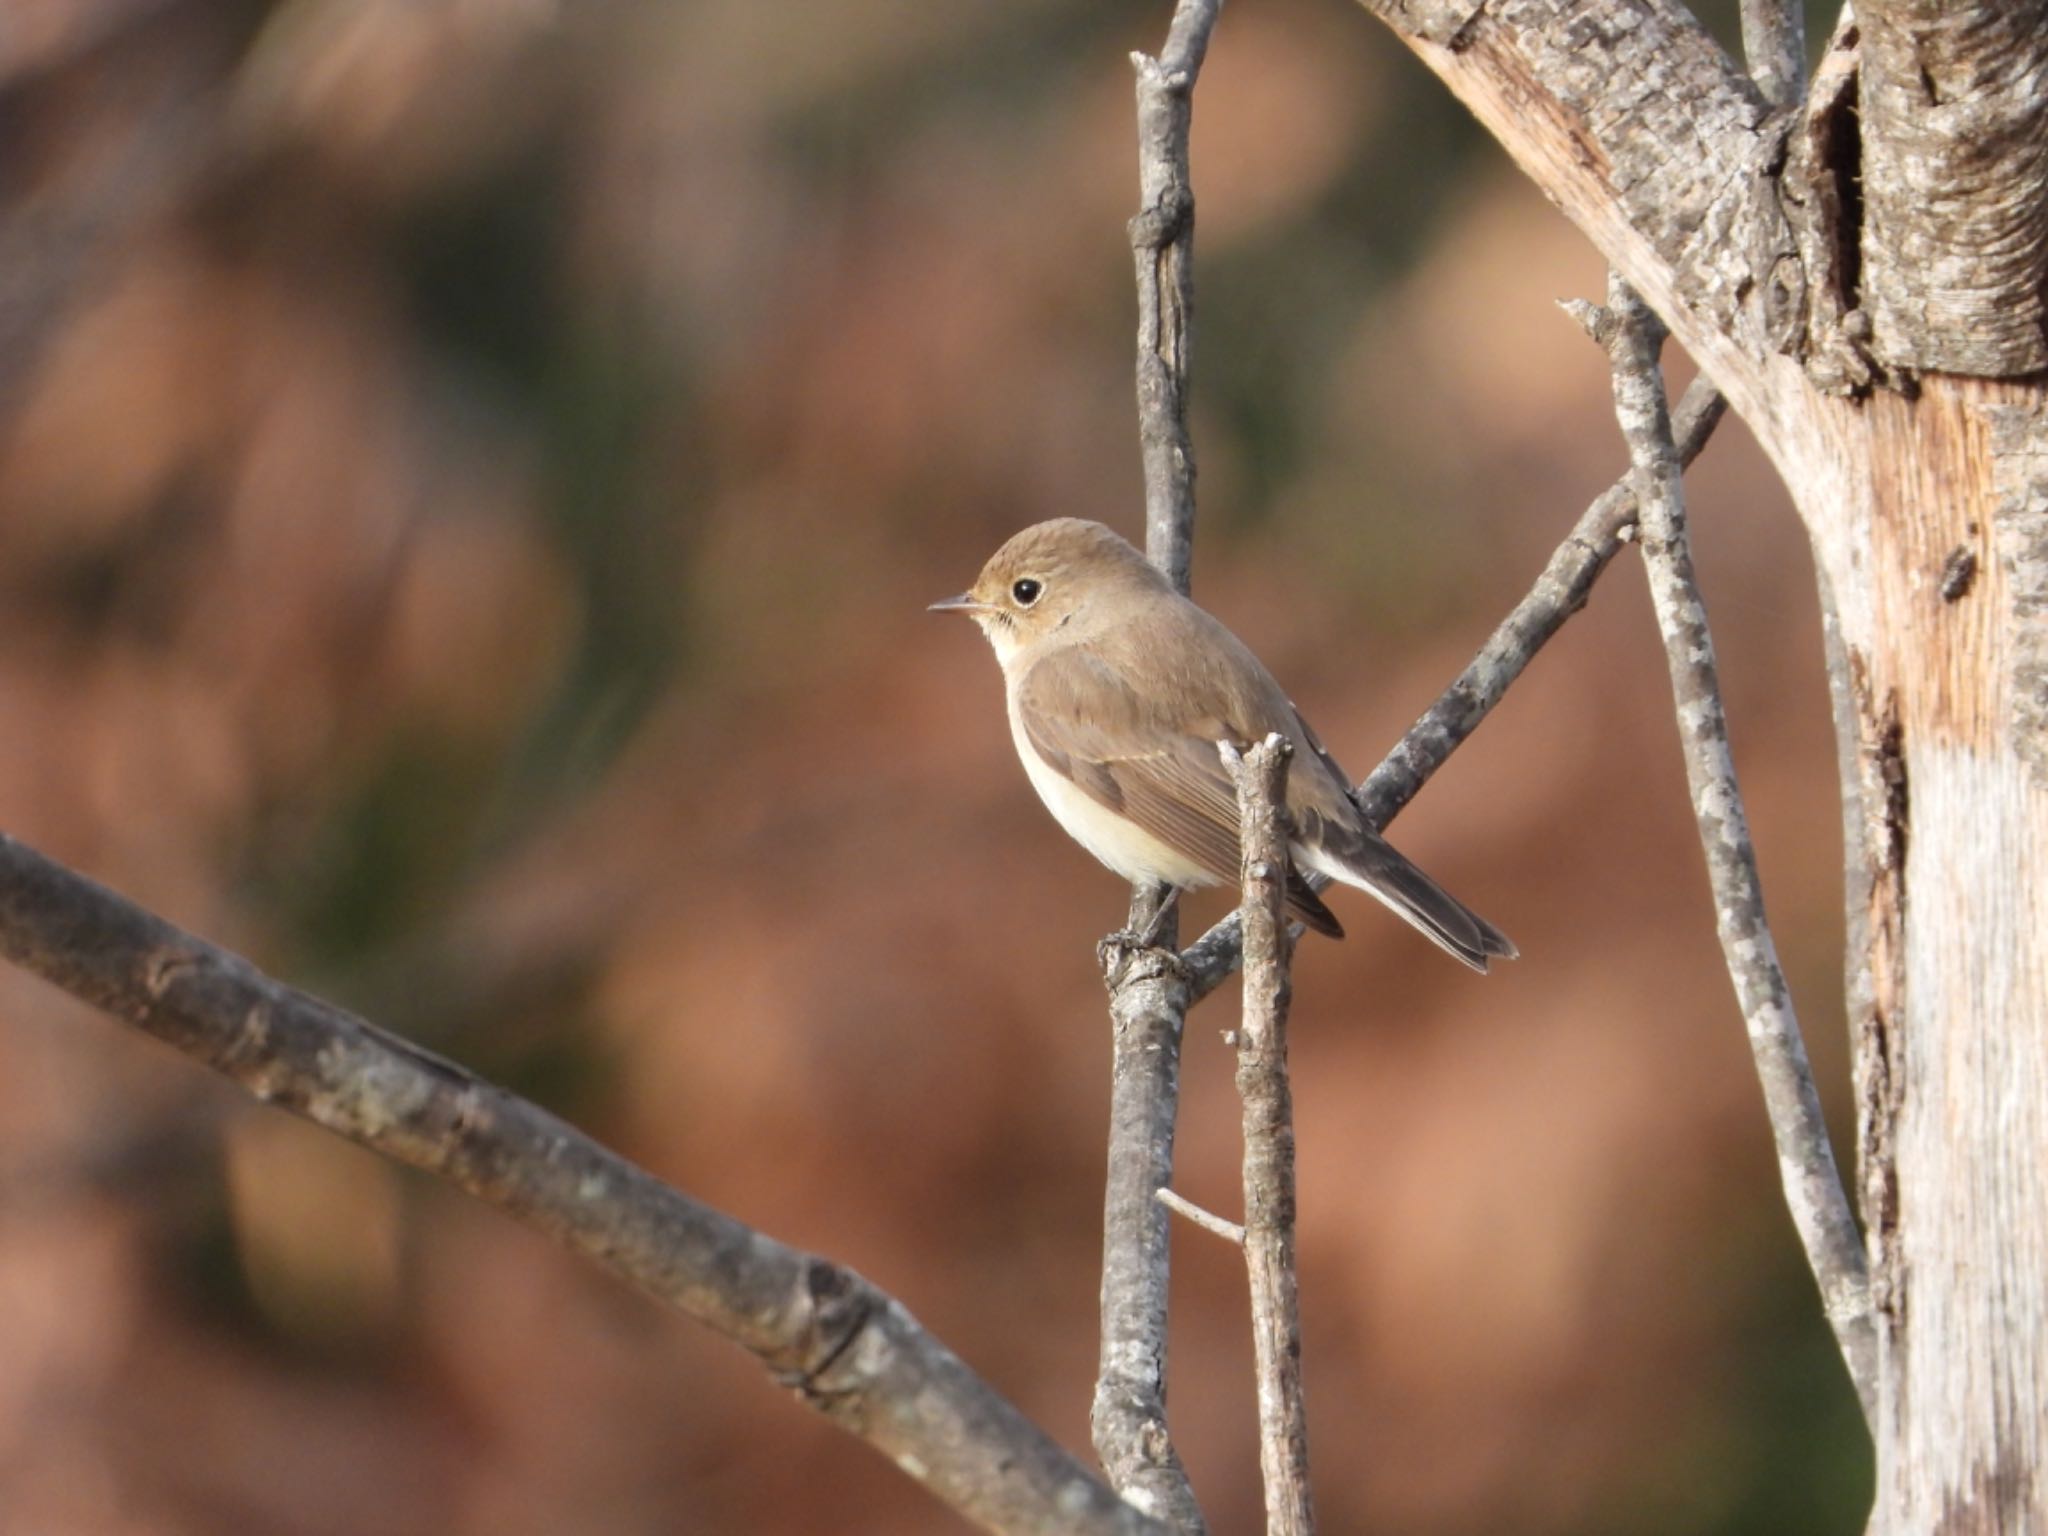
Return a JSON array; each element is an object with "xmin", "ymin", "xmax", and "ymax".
[
  {"xmin": 1179, "ymin": 375, "xmax": 1727, "ymax": 1001},
  {"xmin": 1094, "ymin": 2, "xmax": 1223, "ymax": 1529},
  {"xmin": 1130, "ymin": 0, "xmax": 1220, "ymax": 595},
  {"xmin": 0, "ymin": 833, "xmax": 1169, "ymax": 1536},
  {"xmin": 1597, "ymin": 277, "xmax": 1878, "ymax": 1424},
  {"xmin": 1155, "ymin": 1186, "xmax": 1245, "ymax": 1246},
  {"xmin": 1220, "ymin": 735, "xmax": 1316, "ymax": 1536}
]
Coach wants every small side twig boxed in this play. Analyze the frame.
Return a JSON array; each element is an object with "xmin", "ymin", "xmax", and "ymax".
[
  {"xmin": 1220, "ymin": 735, "xmax": 1316, "ymax": 1536},
  {"xmin": 1155, "ymin": 1186, "xmax": 1245, "ymax": 1246},
  {"xmin": 1094, "ymin": 2, "xmax": 1223, "ymax": 1529},
  {"xmin": 0, "ymin": 833, "xmax": 1169, "ymax": 1536},
  {"xmin": 1179, "ymin": 375, "xmax": 1726, "ymax": 1001},
  {"xmin": 1598, "ymin": 275, "xmax": 1878, "ymax": 1425}
]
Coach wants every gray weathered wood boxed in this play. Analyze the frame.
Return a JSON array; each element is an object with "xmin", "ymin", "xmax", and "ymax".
[
  {"xmin": 1738, "ymin": 0, "xmax": 1804, "ymax": 110},
  {"xmin": 1859, "ymin": 0, "xmax": 2048, "ymax": 375},
  {"xmin": 1220, "ymin": 736, "xmax": 1316, "ymax": 1536},
  {"xmin": 1096, "ymin": 924, "xmax": 1203, "ymax": 1531},
  {"xmin": 0, "ymin": 833, "xmax": 1169, "ymax": 1536},
  {"xmin": 1329, "ymin": 0, "xmax": 2048, "ymax": 1525},
  {"xmin": 1598, "ymin": 278, "xmax": 1876, "ymax": 1420},
  {"xmin": 1130, "ymin": 0, "xmax": 1220, "ymax": 597},
  {"xmin": 1350, "ymin": 0, "xmax": 1799, "ymax": 420},
  {"xmin": 1093, "ymin": 4, "xmax": 1223, "ymax": 1529},
  {"xmin": 1834, "ymin": 382, "xmax": 2048, "ymax": 1536}
]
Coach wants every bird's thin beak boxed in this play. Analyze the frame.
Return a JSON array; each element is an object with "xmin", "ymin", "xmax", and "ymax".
[{"xmin": 927, "ymin": 593, "xmax": 989, "ymax": 615}]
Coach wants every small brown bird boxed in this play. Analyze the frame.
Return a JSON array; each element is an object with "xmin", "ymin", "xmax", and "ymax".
[{"xmin": 932, "ymin": 518, "xmax": 1515, "ymax": 970}]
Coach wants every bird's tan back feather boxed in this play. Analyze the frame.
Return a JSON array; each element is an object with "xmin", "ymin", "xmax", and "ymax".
[{"xmin": 1012, "ymin": 594, "xmax": 1354, "ymax": 935}]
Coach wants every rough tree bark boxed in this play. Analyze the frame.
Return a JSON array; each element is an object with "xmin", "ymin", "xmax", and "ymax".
[
  {"xmin": 0, "ymin": 836, "xmax": 1167, "ymax": 1536},
  {"xmin": 1341, "ymin": 0, "xmax": 2048, "ymax": 1528},
  {"xmin": 1221, "ymin": 736, "xmax": 1316, "ymax": 1536}
]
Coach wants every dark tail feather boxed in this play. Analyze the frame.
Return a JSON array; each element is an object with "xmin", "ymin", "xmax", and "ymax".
[
  {"xmin": 1302, "ymin": 824, "xmax": 1516, "ymax": 973},
  {"xmin": 1285, "ymin": 868, "xmax": 1345, "ymax": 939}
]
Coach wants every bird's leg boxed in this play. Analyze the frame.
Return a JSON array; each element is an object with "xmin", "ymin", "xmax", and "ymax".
[{"xmin": 1135, "ymin": 884, "xmax": 1182, "ymax": 948}]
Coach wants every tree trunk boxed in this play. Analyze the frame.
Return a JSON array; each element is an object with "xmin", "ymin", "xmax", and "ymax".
[
  {"xmin": 1348, "ymin": 0, "xmax": 2048, "ymax": 1527},
  {"xmin": 1781, "ymin": 7, "xmax": 2048, "ymax": 1519},
  {"xmin": 1795, "ymin": 379, "xmax": 2048, "ymax": 1535}
]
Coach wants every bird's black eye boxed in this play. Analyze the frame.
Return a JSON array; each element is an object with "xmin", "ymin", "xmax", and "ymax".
[{"xmin": 1011, "ymin": 578, "xmax": 1043, "ymax": 606}]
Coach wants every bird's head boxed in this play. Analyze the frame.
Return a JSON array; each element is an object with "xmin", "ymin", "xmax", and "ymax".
[{"xmin": 929, "ymin": 518, "xmax": 1165, "ymax": 664}]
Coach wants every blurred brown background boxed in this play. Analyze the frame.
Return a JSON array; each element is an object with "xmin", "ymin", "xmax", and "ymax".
[{"xmin": 0, "ymin": 1, "xmax": 1869, "ymax": 1532}]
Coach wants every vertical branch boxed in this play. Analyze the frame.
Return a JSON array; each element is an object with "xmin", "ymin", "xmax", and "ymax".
[
  {"xmin": 1094, "ymin": 3, "xmax": 1222, "ymax": 1529},
  {"xmin": 1738, "ymin": 0, "xmax": 1805, "ymax": 110},
  {"xmin": 1220, "ymin": 736, "xmax": 1316, "ymax": 1536},
  {"xmin": 1096, "ymin": 936, "xmax": 1202, "ymax": 1529},
  {"xmin": 1130, "ymin": 0, "xmax": 1219, "ymax": 596},
  {"xmin": 1598, "ymin": 276, "xmax": 1879, "ymax": 1423}
]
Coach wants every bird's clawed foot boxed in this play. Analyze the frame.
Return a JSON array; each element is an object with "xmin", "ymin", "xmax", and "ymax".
[{"xmin": 1096, "ymin": 887, "xmax": 1189, "ymax": 989}]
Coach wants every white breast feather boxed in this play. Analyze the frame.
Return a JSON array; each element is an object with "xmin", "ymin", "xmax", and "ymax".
[{"xmin": 1006, "ymin": 696, "xmax": 1218, "ymax": 889}]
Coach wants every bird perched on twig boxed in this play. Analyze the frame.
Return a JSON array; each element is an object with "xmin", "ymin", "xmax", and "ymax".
[{"xmin": 932, "ymin": 518, "xmax": 1515, "ymax": 971}]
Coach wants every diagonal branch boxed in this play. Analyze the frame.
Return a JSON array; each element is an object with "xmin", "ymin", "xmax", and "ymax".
[
  {"xmin": 1596, "ymin": 276, "xmax": 1878, "ymax": 1424},
  {"xmin": 1093, "ymin": 3, "xmax": 1221, "ymax": 1529},
  {"xmin": 1156, "ymin": 1186, "xmax": 1246, "ymax": 1246},
  {"xmin": 1348, "ymin": 0, "xmax": 1802, "ymax": 411},
  {"xmin": 1351, "ymin": 373, "xmax": 1724, "ymax": 832},
  {"xmin": 1180, "ymin": 375, "xmax": 1726, "ymax": 1002},
  {"xmin": 0, "ymin": 832, "xmax": 1170, "ymax": 1536},
  {"xmin": 1220, "ymin": 735, "xmax": 1317, "ymax": 1536}
]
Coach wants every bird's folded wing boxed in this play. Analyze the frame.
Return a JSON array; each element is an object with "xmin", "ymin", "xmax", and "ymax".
[
  {"xmin": 1017, "ymin": 647, "xmax": 1347, "ymax": 936},
  {"xmin": 1014, "ymin": 646, "xmax": 1247, "ymax": 884}
]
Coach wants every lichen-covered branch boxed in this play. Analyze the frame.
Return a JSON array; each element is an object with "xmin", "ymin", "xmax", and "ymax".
[
  {"xmin": 1093, "ymin": 3, "xmax": 1223, "ymax": 1529},
  {"xmin": 1220, "ymin": 735, "xmax": 1317, "ymax": 1536},
  {"xmin": 0, "ymin": 832, "xmax": 1168, "ymax": 1536},
  {"xmin": 1179, "ymin": 375, "xmax": 1726, "ymax": 1002},
  {"xmin": 1597, "ymin": 277, "xmax": 1878, "ymax": 1423}
]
